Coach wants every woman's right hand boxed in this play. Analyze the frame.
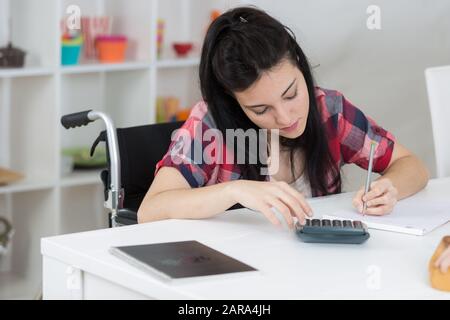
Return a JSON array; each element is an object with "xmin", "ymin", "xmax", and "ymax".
[{"xmin": 227, "ymin": 180, "xmax": 313, "ymax": 229}]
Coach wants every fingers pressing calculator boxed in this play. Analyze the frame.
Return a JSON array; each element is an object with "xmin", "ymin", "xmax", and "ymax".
[{"xmin": 295, "ymin": 219, "xmax": 370, "ymax": 244}]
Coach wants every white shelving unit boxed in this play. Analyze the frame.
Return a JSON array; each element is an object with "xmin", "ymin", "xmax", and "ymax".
[{"xmin": 0, "ymin": 0, "xmax": 240, "ymax": 299}]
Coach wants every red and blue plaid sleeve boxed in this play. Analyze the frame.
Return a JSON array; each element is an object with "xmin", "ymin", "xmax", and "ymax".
[
  {"xmin": 154, "ymin": 103, "xmax": 220, "ymax": 188},
  {"xmin": 337, "ymin": 93, "xmax": 396, "ymax": 173},
  {"xmin": 317, "ymin": 88, "xmax": 396, "ymax": 173}
]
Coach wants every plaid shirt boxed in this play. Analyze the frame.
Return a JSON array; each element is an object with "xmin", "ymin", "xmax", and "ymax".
[{"xmin": 155, "ymin": 87, "xmax": 396, "ymax": 196}]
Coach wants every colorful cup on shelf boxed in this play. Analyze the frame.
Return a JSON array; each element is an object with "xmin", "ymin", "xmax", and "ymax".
[
  {"xmin": 211, "ymin": 10, "xmax": 222, "ymax": 21},
  {"xmin": 156, "ymin": 96, "xmax": 179, "ymax": 123},
  {"xmin": 95, "ymin": 35, "xmax": 128, "ymax": 63},
  {"xmin": 176, "ymin": 108, "xmax": 192, "ymax": 121},
  {"xmin": 157, "ymin": 19, "xmax": 165, "ymax": 59},
  {"xmin": 61, "ymin": 33, "xmax": 83, "ymax": 65},
  {"xmin": 156, "ymin": 96, "xmax": 192, "ymax": 123}
]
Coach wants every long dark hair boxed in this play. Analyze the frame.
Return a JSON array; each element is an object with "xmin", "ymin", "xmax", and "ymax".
[{"xmin": 199, "ymin": 7, "xmax": 341, "ymax": 197}]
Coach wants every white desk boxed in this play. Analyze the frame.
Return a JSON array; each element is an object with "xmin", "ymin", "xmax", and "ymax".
[{"xmin": 41, "ymin": 178, "xmax": 450, "ymax": 300}]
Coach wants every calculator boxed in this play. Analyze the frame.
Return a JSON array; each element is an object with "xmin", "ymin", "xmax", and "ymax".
[{"xmin": 295, "ymin": 219, "xmax": 370, "ymax": 244}]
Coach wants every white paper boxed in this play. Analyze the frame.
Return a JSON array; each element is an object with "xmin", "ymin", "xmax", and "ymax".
[{"xmin": 323, "ymin": 198, "xmax": 450, "ymax": 236}]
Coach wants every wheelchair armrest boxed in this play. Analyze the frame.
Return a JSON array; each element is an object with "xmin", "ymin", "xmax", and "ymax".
[
  {"xmin": 112, "ymin": 208, "xmax": 138, "ymax": 226},
  {"xmin": 110, "ymin": 202, "xmax": 243, "ymax": 227}
]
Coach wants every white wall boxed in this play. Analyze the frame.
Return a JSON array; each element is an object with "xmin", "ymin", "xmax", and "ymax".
[
  {"xmin": 0, "ymin": 0, "xmax": 9, "ymax": 46},
  {"xmin": 238, "ymin": 0, "xmax": 450, "ymax": 191}
]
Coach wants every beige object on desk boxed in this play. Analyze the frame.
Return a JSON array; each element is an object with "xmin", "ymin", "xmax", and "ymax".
[
  {"xmin": 429, "ymin": 236, "xmax": 450, "ymax": 292},
  {"xmin": 0, "ymin": 167, "xmax": 23, "ymax": 186}
]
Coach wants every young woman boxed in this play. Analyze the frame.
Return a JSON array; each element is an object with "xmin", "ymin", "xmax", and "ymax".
[{"xmin": 138, "ymin": 7, "xmax": 429, "ymax": 228}]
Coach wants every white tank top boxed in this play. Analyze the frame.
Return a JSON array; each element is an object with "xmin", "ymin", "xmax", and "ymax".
[
  {"xmin": 269, "ymin": 172, "xmax": 312, "ymax": 198},
  {"xmin": 288, "ymin": 173, "xmax": 312, "ymax": 198},
  {"xmin": 267, "ymin": 137, "xmax": 312, "ymax": 198}
]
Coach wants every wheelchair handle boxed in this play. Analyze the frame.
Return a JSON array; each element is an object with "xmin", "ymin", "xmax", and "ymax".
[
  {"xmin": 60, "ymin": 110, "xmax": 124, "ymax": 219},
  {"xmin": 61, "ymin": 110, "xmax": 94, "ymax": 129}
]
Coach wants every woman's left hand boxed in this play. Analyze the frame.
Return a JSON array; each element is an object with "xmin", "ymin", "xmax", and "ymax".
[{"xmin": 352, "ymin": 178, "xmax": 399, "ymax": 216}]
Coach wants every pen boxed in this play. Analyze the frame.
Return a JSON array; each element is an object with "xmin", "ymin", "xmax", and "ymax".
[{"xmin": 362, "ymin": 141, "xmax": 377, "ymax": 215}]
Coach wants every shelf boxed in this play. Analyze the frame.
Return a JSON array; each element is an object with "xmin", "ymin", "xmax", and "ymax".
[
  {"xmin": 0, "ymin": 271, "xmax": 39, "ymax": 300},
  {"xmin": 60, "ymin": 61, "xmax": 152, "ymax": 74},
  {"xmin": 156, "ymin": 57, "xmax": 200, "ymax": 69},
  {"xmin": 0, "ymin": 67, "xmax": 54, "ymax": 78},
  {"xmin": 59, "ymin": 184, "xmax": 108, "ymax": 234},
  {"xmin": 60, "ymin": 170, "xmax": 104, "ymax": 188},
  {"xmin": 0, "ymin": 177, "xmax": 55, "ymax": 195},
  {"xmin": 1, "ymin": 0, "xmax": 208, "ymax": 299}
]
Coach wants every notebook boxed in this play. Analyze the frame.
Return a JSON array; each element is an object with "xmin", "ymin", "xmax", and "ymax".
[
  {"xmin": 109, "ymin": 240, "xmax": 257, "ymax": 281},
  {"xmin": 323, "ymin": 198, "xmax": 450, "ymax": 236}
]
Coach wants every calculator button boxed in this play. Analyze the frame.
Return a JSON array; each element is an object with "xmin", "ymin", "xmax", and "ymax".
[
  {"xmin": 343, "ymin": 220, "xmax": 353, "ymax": 228},
  {"xmin": 312, "ymin": 219, "xmax": 321, "ymax": 227},
  {"xmin": 332, "ymin": 220, "xmax": 342, "ymax": 227},
  {"xmin": 305, "ymin": 219, "xmax": 311, "ymax": 226},
  {"xmin": 322, "ymin": 219, "xmax": 331, "ymax": 227},
  {"xmin": 353, "ymin": 221, "xmax": 363, "ymax": 229}
]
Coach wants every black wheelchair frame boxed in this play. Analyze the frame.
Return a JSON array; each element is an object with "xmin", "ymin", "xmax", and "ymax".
[{"xmin": 61, "ymin": 110, "xmax": 184, "ymax": 227}]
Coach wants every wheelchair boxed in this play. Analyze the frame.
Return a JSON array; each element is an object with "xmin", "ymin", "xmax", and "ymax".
[{"xmin": 61, "ymin": 110, "xmax": 184, "ymax": 227}]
